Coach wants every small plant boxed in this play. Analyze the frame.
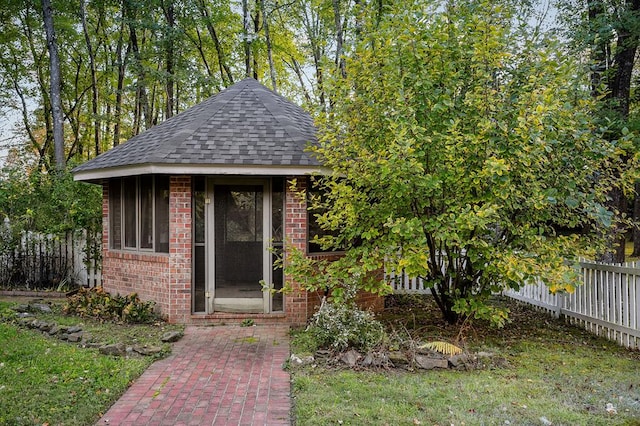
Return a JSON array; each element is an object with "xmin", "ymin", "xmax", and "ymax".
[
  {"xmin": 63, "ymin": 287, "xmax": 158, "ymax": 324},
  {"xmin": 240, "ymin": 318, "xmax": 255, "ymax": 327},
  {"xmin": 307, "ymin": 297, "xmax": 386, "ymax": 352},
  {"xmin": 0, "ymin": 307, "xmax": 17, "ymax": 323},
  {"xmin": 419, "ymin": 341, "xmax": 463, "ymax": 356}
]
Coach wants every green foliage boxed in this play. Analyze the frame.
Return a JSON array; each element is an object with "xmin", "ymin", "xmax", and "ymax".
[
  {"xmin": 0, "ymin": 162, "xmax": 102, "ymax": 236},
  {"xmin": 0, "ymin": 306, "xmax": 17, "ymax": 323},
  {"xmin": 306, "ymin": 298, "xmax": 385, "ymax": 352},
  {"xmin": 293, "ymin": 298, "xmax": 640, "ymax": 425},
  {"xmin": 241, "ymin": 318, "xmax": 255, "ymax": 327},
  {"xmin": 0, "ymin": 300, "xmax": 162, "ymax": 426},
  {"xmin": 295, "ymin": 0, "xmax": 625, "ymax": 326},
  {"xmin": 63, "ymin": 287, "xmax": 158, "ymax": 324},
  {"xmin": 298, "ymin": 278, "xmax": 386, "ymax": 352},
  {"xmin": 0, "ymin": 161, "xmax": 102, "ymax": 288}
]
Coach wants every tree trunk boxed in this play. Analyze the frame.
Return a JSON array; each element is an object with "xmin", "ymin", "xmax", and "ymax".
[
  {"xmin": 589, "ymin": 0, "xmax": 640, "ymax": 263},
  {"xmin": 161, "ymin": 0, "xmax": 175, "ymax": 119},
  {"xmin": 80, "ymin": 0, "xmax": 101, "ymax": 156},
  {"xmin": 252, "ymin": 5, "xmax": 260, "ymax": 80},
  {"xmin": 125, "ymin": 0, "xmax": 152, "ymax": 131},
  {"xmin": 196, "ymin": 0, "xmax": 234, "ymax": 86},
  {"xmin": 113, "ymin": 14, "xmax": 129, "ymax": 146},
  {"xmin": 260, "ymin": 0, "xmax": 277, "ymax": 91},
  {"xmin": 41, "ymin": 0, "xmax": 65, "ymax": 170},
  {"xmin": 633, "ymin": 182, "xmax": 640, "ymax": 257},
  {"xmin": 332, "ymin": 0, "xmax": 347, "ymax": 78},
  {"xmin": 242, "ymin": 0, "xmax": 251, "ymax": 78}
]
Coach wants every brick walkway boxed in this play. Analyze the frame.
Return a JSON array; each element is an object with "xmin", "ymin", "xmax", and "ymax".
[{"xmin": 97, "ymin": 325, "xmax": 291, "ymax": 426}]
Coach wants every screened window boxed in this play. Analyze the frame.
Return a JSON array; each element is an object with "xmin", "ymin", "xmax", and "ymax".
[
  {"xmin": 124, "ymin": 177, "xmax": 137, "ymax": 248},
  {"xmin": 109, "ymin": 180, "xmax": 122, "ymax": 250},
  {"xmin": 307, "ymin": 177, "xmax": 342, "ymax": 254},
  {"xmin": 109, "ymin": 176, "xmax": 170, "ymax": 253}
]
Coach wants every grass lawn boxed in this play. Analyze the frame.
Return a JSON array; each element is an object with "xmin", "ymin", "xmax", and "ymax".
[
  {"xmin": 0, "ymin": 298, "xmax": 183, "ymax": 425},
  {"xmin": 291, "ymin": 297, "xmax": 640, "ymax": 426}
]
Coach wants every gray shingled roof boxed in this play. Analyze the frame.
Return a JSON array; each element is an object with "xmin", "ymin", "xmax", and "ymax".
[{"xmin": 73, "ymin": 78, "xmax": 320, "ymax": 180}]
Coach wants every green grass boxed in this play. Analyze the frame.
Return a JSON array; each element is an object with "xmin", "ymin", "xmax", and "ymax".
[
  {"xmin": 292, "ymin": 297, "xmax": 640, "ymax": 426},
  {"xmin": 0, "ymin": 298, "xmax": 183, "ymax": 425}
]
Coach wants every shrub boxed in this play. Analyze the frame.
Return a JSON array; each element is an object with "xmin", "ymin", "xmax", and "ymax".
[
  {"xmin": 0, "ymin": 307, "xmax": 17, "ymax": 323},
  {"xmin": 63, "ymin": 287, "xmax": 158, "ymax": 324},
  {"xmin": 306, "ymin": 298, "xmax": 385, "ymax": 352}
]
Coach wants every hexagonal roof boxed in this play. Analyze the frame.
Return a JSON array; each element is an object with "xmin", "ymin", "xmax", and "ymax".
[{"xmin": 73, "ymin": 78, "xmax": 321, "ymax": 181}]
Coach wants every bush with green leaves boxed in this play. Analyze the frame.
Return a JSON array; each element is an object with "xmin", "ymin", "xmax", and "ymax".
[
  {"xmin": 306, "ymin": 299, "xmax": 385, "ymax": 352},
  {"xmin": 63, "ymin": 287, "xmax": 158, "ymax": 324},
  {"xmin": 297, "ymin": 0, "xmax": 632, "ymax": 327}
]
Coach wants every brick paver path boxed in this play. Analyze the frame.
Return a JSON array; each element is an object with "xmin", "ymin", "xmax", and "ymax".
[{"xmin": 97, "ymin": 325, "xmax": 291, "ymax": 426}]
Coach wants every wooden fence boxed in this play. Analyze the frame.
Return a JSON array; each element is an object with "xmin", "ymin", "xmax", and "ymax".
[
  {"xmin": 0, "ymin": 230, "xmax": 102, "ymax": 290},
  {"xmin": 504, "ymin": 260, "xmax": 640, "ymax": 350},
  {"xmin": 386, "ymin": 268, "xmax": 431, "ymax": 294},
  {"xmin": 388, "ymin": 259, "xmax": 640, "ymax": 350}
]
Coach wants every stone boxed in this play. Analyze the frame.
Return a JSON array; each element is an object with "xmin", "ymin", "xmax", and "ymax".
[
  {"xmin": 290, "ymin": 354, "xmax": 304, "ymax": 365},
  {"xmin": 362, "ymin": 352, "xmax": 389, "ymax": 368},
  {"xmin": 388, "ymin": 351, "xmax": 409, "ymax": 366},
  {"xmin": 38, "ymin": 322, "xmax": 52, "ymax": 332},
  {"xmin": 161, "ymin": 331, "xmax": 183, "ymax": 343},
  {"xmin": 67, "ymin": 332, "xmax": 84, "ymax": 342},
  {"xmin": 32, "ymin": 303, "xmax": 52, "ymax": 313},
  {"xmin": 340, "ymin": 349, "xmax": 362, "ymax": 367},
  {"xmin": 67, "ymin": 325, "xmax": 83, "ymax": 334},
  {"xmin": 99, "ymin": 343, "xmax": 126, "ymax": 357},
  {"xmin": 17, "ymin": 312, "xmax": 33, "ymax": 318},
  {"xmin": 414, "ymin": 354, "xmax": 448, "ymax": 370},
  {"xmin": 448, "ymin": 353, "xmax": 473, "ymax": 370},
  {"xmin": 18, "ymin": 318, "xmax": 34, "ymax": 327},
  {"xmin": 133, "ymin": 345, "xmax": 163, "ymax": 356},
  {"xmin": 48, "ymin": 325, "xmax": 60, "ymax": 336},
  {"xmin": 13, "ymin": 304, "xmax": 30, "ymax": 313},
  {"xmin": 25, "ymin": 319, "xmax": 39, "ymax": 329}
]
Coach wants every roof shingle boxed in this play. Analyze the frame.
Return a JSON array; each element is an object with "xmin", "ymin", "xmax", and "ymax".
[{"xmin": 72, "ymin": 78, "xmax": 319, "ymax": 177}]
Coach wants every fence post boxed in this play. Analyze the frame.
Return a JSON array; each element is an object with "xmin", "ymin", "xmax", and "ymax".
[
  {"xmin": 635, "ymin": 274, "xmax": 640, "ymax": 348},
  {"xmin": 554, "ymin": 292, "xmax": 562, "ymax": 319}
]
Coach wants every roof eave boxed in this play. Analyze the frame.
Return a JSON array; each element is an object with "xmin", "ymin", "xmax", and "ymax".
[{"xmin": 73, "ymin": 163, "xmax": 330, "ymax": 183}]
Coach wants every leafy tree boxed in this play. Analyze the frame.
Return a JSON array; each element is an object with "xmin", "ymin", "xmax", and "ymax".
[
  {"xmin": 559, "ymin": 0, "xmax": 640, "ymax": 262},
  {"xmin": 289, "ymin": 0, "xmax": 625, "ymax": 326},
  {"xmin": 41, "ymin": 0, "xmax": 65, "ymax": 170}
]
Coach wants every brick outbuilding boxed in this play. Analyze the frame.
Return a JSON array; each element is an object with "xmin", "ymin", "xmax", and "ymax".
[{"xmin": 73, "ymin": 78, "xmax": 382, "ymax": 324}]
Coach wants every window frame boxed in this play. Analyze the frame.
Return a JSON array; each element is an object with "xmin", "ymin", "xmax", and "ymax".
[{"xmin": 109, "ymin": 176, "xmax": 170, "ymax": 254}]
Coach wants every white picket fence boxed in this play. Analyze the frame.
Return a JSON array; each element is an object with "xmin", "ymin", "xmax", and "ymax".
[
  {"xmin": 386, "ymin": 268, "xmax": 431, "ymax": 294},
  {"xmin": 70, "ymin": 231, "xmax": 102, "ymax": 288},
  {"xmin": 504, "ymin": 260, "xmax": 640, "ymax": 350},
  {"xmin": 388, "ymin": 259, "xmax": 640, "ymax": 350},
  {"xmin": 0, "ymin": 230, "xmax": 102, "ymax": 289}
]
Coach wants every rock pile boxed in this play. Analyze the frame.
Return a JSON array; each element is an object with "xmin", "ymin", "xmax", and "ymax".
[
  {"xmin": 290, "ymin": 347, "xmax": 508, "ymax": 371},
  {"xmin": 10, "ymin": 301, "xmax": 179, "ymax": 358}
]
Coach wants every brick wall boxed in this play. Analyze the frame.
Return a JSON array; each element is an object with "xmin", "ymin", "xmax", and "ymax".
[
  {"xmin": 283, "ymin": 177, "xmax": 385, "ymax": 324},
  {"xmin": 100, "ymin": 177, "xmax": 192, "ymax": 322},
  {"xmin": 101, "ymin": 180, "xmax": 172, "ymax": 316},
  {"xmin": 101, "ymin": 175, "xmax": 382, "ymax": 325},
  {"xmin": 284, "ymin": 177, "xmax": 308, "ymax": 325},
  {"xmin": 167, "ymin": 176, "xmax": 193, "ymax": 323}
]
